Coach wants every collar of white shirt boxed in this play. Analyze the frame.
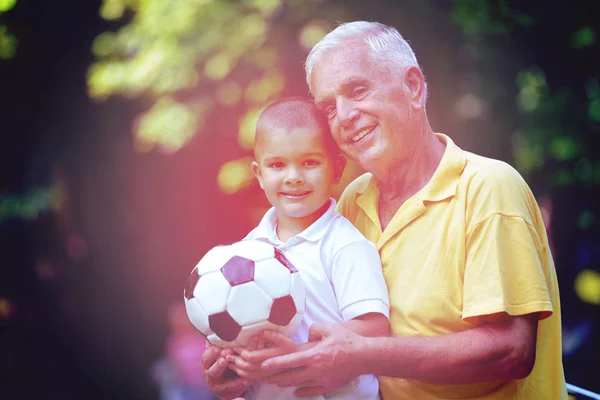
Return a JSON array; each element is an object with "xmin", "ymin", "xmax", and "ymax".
[{"xmin": 250, "ymin": 198, "xmax": 339, "ymax": 245}]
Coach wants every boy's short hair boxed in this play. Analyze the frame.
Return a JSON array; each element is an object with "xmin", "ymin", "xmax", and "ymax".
[{"xmin": 254, "ymin": 97, "xmax": 339, "ymax": 158}]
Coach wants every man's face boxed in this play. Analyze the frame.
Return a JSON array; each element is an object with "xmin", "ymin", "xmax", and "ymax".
[{"xmin": 310, "ymin": 41, "xmax": 413, "ymax": 173}]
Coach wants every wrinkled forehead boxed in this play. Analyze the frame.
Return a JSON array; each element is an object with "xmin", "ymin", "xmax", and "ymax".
[{"xmin": 309, "ymin": 42, "xmax": 376, "ymax": 99}]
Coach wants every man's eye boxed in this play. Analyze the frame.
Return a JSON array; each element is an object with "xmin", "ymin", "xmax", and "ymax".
[
  {"xmin": 324, "ymin": 105, "xmax": 336, "ymax": 116},
  {"xmin": 353, "ymin": 87, "xmax": 368, "ymax": 98}
]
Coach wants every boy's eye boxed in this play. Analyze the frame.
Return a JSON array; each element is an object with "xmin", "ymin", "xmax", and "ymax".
[
  {"xmin": 304, "ymin": 159, "xmax": 321, "ymax": 166},
  {"xmin": 269, "ymin": 162, "xmax": 284, "ymax": 169}
]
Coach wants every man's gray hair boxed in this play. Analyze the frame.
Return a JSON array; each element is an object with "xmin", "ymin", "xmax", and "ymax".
[{"xmin": 305, "ymin": 21, "xmax": 427, "ymax": 100}]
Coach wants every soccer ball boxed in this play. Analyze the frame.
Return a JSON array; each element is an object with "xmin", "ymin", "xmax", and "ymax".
[{"xmin": 183, "ymin": 240, "xmax": 306, "ymax": 348}]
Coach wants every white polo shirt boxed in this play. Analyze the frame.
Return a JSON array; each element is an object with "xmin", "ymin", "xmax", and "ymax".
[{"xmin": 244, "ymin": 198, "xmax": 390, "ymax": 400}]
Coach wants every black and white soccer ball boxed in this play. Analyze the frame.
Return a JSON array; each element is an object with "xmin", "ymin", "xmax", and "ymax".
[{"xmin": 184, "ymin": 240, "xmax": 306, "ymax": 348}]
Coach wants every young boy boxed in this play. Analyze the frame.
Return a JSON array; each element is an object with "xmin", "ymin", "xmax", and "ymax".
[{"xmin": 225, "ymin": 97, "xmax": 390, "ymax": 399}]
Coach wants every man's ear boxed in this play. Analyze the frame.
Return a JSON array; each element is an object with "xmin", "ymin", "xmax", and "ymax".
[
  {"xmin": 404, "ymin": 66, "xmax": 426, "ymax": 111},
  {"xmin": 333, "ymin": 155, "xmax": 347, "ymax": 184},
  {"xmin": 251, "ymin": 161, "xmax": 265, "ymax": 190}
]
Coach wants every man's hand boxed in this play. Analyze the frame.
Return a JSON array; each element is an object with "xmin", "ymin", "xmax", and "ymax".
[
  {"xmin": 201, "ymin": 343, "xmax": 252, "ymax": 400},
  {"xmin": 260, "ymin": 323, "xmax": 368, "ymax": 397},
  {"xmin": 226, "ymin": 331, "xmax": 304, "ymax": 380}
]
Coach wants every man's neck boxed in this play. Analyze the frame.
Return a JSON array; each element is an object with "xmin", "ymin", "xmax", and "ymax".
[{"xmin": 375, "ymin": 129, "xmax": 445, "ymax": 203}]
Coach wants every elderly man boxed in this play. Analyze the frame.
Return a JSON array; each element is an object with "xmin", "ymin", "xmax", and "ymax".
[{"xmin": 203, "ymin": 21, "xmax": 567, "ymax": 399}]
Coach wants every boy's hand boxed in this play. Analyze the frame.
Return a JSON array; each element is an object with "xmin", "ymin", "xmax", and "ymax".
[
  {"xmin": 226, "ymin": 330, "xmax": 305, "ymax": 380},
  {"xmin": 202, "ymin": 343, "xmax": 252, "ymax": 399}
]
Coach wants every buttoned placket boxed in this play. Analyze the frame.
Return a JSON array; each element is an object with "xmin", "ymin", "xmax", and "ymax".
[{"xmin": 377, "ymin": 196, "xmax": 428, "ymax": 251}]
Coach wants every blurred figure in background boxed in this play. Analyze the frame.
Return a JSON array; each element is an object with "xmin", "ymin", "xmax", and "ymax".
[{"xmin": 153, "ymin": 302, "xmax": 218, "ymax": 400}]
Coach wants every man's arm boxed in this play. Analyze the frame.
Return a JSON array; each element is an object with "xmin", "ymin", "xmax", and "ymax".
[
  {"xmin": 362, "ymin": 312, "xmax": 537, "ymax": 383},
  {"xmin": 225, "ymin": 312, "xmax": 389, "ymax": 380},
  {"xmin": 261, "ymin": 312, "xmax": 537, "ymax": 391}
]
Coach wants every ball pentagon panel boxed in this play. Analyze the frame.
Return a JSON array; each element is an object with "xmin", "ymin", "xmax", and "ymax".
[
  {"xmin": 221, "ymin": 256, "xmax": 255, "ymax": 286},
  {"xmin": 269, "ymin": 295, "xmax": 297, "ymax": 326},
  {"xmin": 209, "ymin": 310, "xmax": 242, "ymax": 343}
]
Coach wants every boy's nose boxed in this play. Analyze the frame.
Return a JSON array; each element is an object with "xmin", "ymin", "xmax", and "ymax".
[{"xmin": 285, "ymin": 167, "xmax": 304, "ymax": 184}]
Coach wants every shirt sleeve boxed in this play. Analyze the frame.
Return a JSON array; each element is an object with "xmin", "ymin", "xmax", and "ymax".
[
  {"xmin": 463, "ymin": 212, "xmax": 554, "ymax": 324},
  {"xmin": 331, "ymin": 240, "xmax": 390, "ymax": 321}
]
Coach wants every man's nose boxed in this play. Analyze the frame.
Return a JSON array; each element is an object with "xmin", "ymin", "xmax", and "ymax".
[{"xmin": 337, "ymin": 99, "xmax": 359, "ymax": 128}]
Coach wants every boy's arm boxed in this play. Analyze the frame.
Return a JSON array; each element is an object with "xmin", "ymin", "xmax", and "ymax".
[{"xmin": 341, "ymin": 312, "xmax": 390, "ymax": 338}]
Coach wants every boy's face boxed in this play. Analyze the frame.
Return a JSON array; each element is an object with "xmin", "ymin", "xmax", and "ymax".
[{"xmin": 252, "ymin": 125, "xmax": 344, "ymax": 226}]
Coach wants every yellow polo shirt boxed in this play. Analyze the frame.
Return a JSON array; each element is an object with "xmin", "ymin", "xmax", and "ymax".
[{"xmin": 337, "ymin": 134, "xmax": 567, "ymax": 399}]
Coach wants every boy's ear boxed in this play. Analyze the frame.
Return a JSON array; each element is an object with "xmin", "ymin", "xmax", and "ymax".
[
  {"xmin": 333, "ymin": 155, "xmax": 347, "ymax": 184},
  {"xmin": 251, "ymin": 160, "xmax": 265, "ymax": 190}
]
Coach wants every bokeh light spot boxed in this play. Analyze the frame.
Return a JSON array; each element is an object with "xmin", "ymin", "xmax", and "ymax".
[
  {"xmin": 238, "ymin": 107, "xmax": 266, "ymax": 150},
  {"xmin": 578, "ymin": 211, "xmax": 595, "ymax": 230},
  {"xmin": 136, "ymin": 97, "xmax": 201, "ymax": 154},
  {"xmin": 100, "ymin": 0, "xmax": 125, "ymax": 20},
  {"xmin": 588, "ymin": 99, "xmax": 600, "ymax": 122},
  {"xmin": 0, "ymin": 298, "xmax": 15, "ymax": 319},
  {"xmin": 298, "ymin": 21, "xmax": 327, "ymax": 50},
  {"xmin": 205, "ymin": 52, "xmax": 233, "ymax": 81},
  {"xmin": 91, "ymin": 32, "xmax": 117, "ymax": 57},
  {"xmin": 217, "ymin": 157, "xmax": 255, "ymax": 195},
  {"xmin": 572, "ymin": 26, "xmax": 596, "ymax": 49},
  {"xmin": 456, "ymin": 93, "xmax": 484, "ymax": 119},
  {"xmin": 0, "ymin": 0, "xmax": 17, "ymax": 12},
  {"xmin": 550, "ymin": 136, "xmax": 578, "ymax": 161},
  {"xmin": 574, "ymin": 269, "xmax": 600, "ymax": 305},
  {"xmin": 0, "ymin": 25, "xmax": 17, "ymax": 59},
  {"xmin": 512, "ymin": 133, "xmax": 544, "ymax": 174},
  {"xmin": 248, "ymin": 0, "xmax": 282, "ymax": 17},
  {"xmin": 244, "ymin": 68, "xmax": 285, "ymax": 104}
]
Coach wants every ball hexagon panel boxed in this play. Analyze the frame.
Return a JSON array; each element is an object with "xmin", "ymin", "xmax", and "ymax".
[
  {"xmin": 230, "ymin": 240, "xmax": 275, "ymax": 262},
  {"xmin": 184, "ymin": 267, "xmax": 200, "ymax": 300},
  {"xmin": 209, "ymin": 311, "xmax": 242, "ymax": 342},
  {"xmin": 195, "ymin": 245, "xmax": 233, "ymax": 275},
  {"xmin": 184, "ymin": 298, "xmax": 211, "ymax": 335},
  {"xmin": 193, "ymin": 272, "xmax": 231, "ymax": 315},
  {"xmin": 274, "ymin": 248, "xmax": 297, "ymax": 273},
  {"xmin": 221, "ymin": 256, "xmax": 255, "ymax": 286},
  {"xmin": 227, "ymin": 282, "xmax": 273, "ymax": 326},
  {"xmin": 269, "ymin": 295, "xmax": 297, "ymax": 326},
  {"xmin": 254, "ymin": 258, "xmax": 291, "ymax": 299},
  {"xmin": 290, "ymin": 272, "xmax": 306, "ymax": 314}
]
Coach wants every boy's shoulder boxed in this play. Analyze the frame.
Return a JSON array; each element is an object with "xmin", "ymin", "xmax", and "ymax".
[{"xmin": 322, "ymin": 210, "xmax": 373, "ymax": 251}]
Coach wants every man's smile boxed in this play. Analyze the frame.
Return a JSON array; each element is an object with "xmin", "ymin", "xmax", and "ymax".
[{"xmin": 350, "ymin": 125, "xmax": 376, "ymax": 143}]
